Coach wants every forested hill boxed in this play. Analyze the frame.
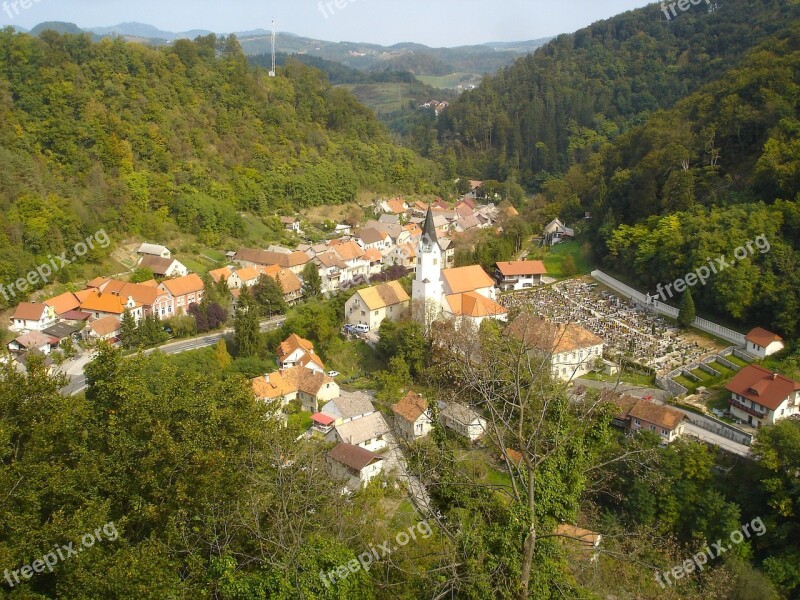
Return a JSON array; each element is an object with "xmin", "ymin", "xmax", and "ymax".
[
  {"xmin": 437, "ymin": 0, "xmax": 797, "ymax": 186},
  {"xmin": 0, "ymin": 29, "xmax": 439, "ymax": 301}
]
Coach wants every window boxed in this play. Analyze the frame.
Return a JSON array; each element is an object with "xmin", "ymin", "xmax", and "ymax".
[
  {"xmin": 661, "ymin": 429, "xmax": 669, "ymax": 435},
  {"xmin": 649, "ymin": 425, "xmax": 656, "ymax": 431},
  {"xmin": 634, "ymin": 419, "xmax": 641, "ymax": 426}
]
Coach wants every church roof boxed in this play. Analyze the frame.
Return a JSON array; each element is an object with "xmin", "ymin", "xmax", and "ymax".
[{"xmin": 421, "ymin": 206, "xmax": 439, "ymax": 247}]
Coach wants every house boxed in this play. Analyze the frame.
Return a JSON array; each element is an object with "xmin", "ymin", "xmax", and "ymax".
[
  {"xmin": 137, "ymin": 255, "xmax": 188, "ymax": 279},
  {"xmin": 44, "ymin": 292, "xmax": 81, "ymax": 317},
  {"xmin": 79, "ymin": 290, "xmax": 141, "ymax": 322},
  {"xmin": 84, "ymin": 315, "xmax": 122, "ymax": 342},
  {"xmin": 378, "ymin": 197, "xmax": 408, "ymax": 215},
  {"xmin": 327, "ymin": 443, "xmax": 385, "ymax": 491},
  {"xmin": 321, "ymin": 391, "xmax": 376, "ymax": 426},
  {"xmin": 277, "ymin": 269, "xmax": 303, "ymax": 304},
  {"xmin": 462, "ymin": 180, "xmax": 483, "ymax": 200},
  {"xmin": 506, "ymin": 314, "xmax": 604, "ymax": 382},
  {"xmin": 136, "ymin": 243, "xmax": 171, "ymax": 259},
  {"xmin": 10, "ymin": 302, "xmax": 57, "ymax": 332},
  {"xmin": 8, "ymin": 331, "xmax": 58, "ymax": 355},
  {"xmin": 334, "ymin": 224, "xmax": 353, "ymax": 236},
  {"xmin": 440, "ymin": 402, "xmax": 486, "ymax": 441},
  {"xmin": 543, "ymin": 219, "xmax": 574, "ymax": 246},
  {"xmin": 42, "ymin": 322, "xmax": 81, "ymax": 345},
  {"xmin": 325, "ymin": 411, "xmax": 390, "ymax": 452},
  {"xmin": 386, "ymin": 243, "xmax": 417, "ymax": 271},
  {"xmin": 744, "ymin": 328, "xmax": 784, "ymax": 359},
  {"xmin": 277, "ymin": 334, "xmax": 325, "ymax": 373},
  {"xmin": 612, "ymin": 395, "xmax": 687, "ymax": 443},
  {"xmin": 345, "ymin": 281, "xmax": 410, "ymax": 331},
  {"xmin": 280, "ymin": 216, "xmax": 301, "ymax": 233},
  {"xmin": 315, "ymin": 251, "xmax": 349, "ymax": 293},
  {"xmin": 554, "ymin": 524, "xmax": 602, "ymax": 562},
  {"xmin": 495, "ymin": 261, "xmax": 548, "ymax": 291},
  {"xmin": 159, "ymin": 274, "xmax": 205, "ymax": 315},
  {"xmin": 363, "ymin": 249, "xmax": 383, "ymax": 275},
  {"xmin": 725, "ymin": 364, "xmax": 800, "ymax": 428},
  {"xmin": 209, "ymin": 266, "xmax": 234, "ymax": 284},
  {"xmin": 227, "ymin": 266, "xmax": 270, "ymax": 290},
  {"xmin": 251, "ymin": 366, "xmax": 339, "ymax": 413},
  {"xmin": 99, "ymin": 279, "xmax": 174, "ymax": 320},
  {"xmin": 378, "ymin": 214, "xmax": 401, "ymax": 225},
  {"xmin": 439, "ymin": 238, "xmax": 455, "ymax": 269},
  {"xmin": 392, "ymin": 391, "xmax": 432, "ymax": 441},
  {"xmin": 234, "ymin": 248, "xmax": 310, "ymax": 275},
  {"xmin": 357, "ymin": 228, "xmax": 392, "ymax": 251}
]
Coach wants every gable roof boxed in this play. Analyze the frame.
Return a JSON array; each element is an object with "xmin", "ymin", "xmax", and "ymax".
[
  {"xmin": 278, "ymin": 334, "xmax": 315, "ymax": 362},
  {"xmin": 277, "ymin": 268, "xmax": 302, "ymax": 294},
  {"xmin": 385, "ymin": 198, "xmax": 407, "ymax": 214},
  {"xmin": 233, "ymin": 267, "xmax": 261, "ymax": 283},
  {"xmin": 746, "ymin": 327, "xmax": 783, "ymax": 347},
  {"xmin": 392, "ymin": 391, "xmax": 429, "ymax": 423},
  {"xmin": 332, "ymin": 241, "xmax": 365, "ymax": 262},
  {"xmin": 441, "ymin": 265, "xmax": 495, "ymax": 294},
  {"xmin": 725, "ymin": 364, "xmax": 800, "ymax": 411},
  {"xmin": 333, "ymin": 412, "xmax": 390, "ymax": 446},
  {"xmin": 160, "ymin": 274, "xmax": 204, "ymax": 297},
  {"xmin": 358, "ymin": 228, "xmax": 390, "ymax": 245},
  {"xmin": 506, "ymin": 314, "xmax": 604, "ymax": 355},
  {"xmin": 12, "ymin": 302, "xmax": 48, "ymax": 321},
  {"xmin": 625, "ymin": 398, "xmax": 686, "ymax": 431},
  {"xmin": 356, "ymin": 281, "xmax": 410, "ymax": 310},
  {"xmin": 45, "ymin": 292, "xmax": 81, "ymax": 316},
  {"xmin": 445, "ymin": 291, "xmax": 507, "ymax": 318},
  {"xmin": 328, "ymin": 443, "xmax": 385, "ymax": 471},
  {"xmin": 209, "ymin": 266, "xmax": 234, "ymax": 283},
  {"xmin": 13, "ymin": 331, "xmax": 57, "ymax": 349},
  {"xmin": 102, "ymin": 279, "xmax": 165, "ymax": 306},
  {"xmin": 137, "ymin": 242, "xmax": 169, "ymax": 256},
  {"xmin": 441, "ymin": 402, "xmax": 483, "ymax": 425},
  {"xmin": 138, "ymin": 255, "xmax": 176, "ymax": 274},
  {"xmin": 496, "ymin": 260, "xmax": 547, "ymax": 277},
  {"xmin": 251, "ymin": 366, "xmax": 336, "ymax": 400},
  {"xmin": 80, "ymin": 291, "xmax": 128, "ymax": 315},
  {"xmin": 88, "ymin": 315, "xmax": 122, "ymax": 337},
  {"xmin": 322, "ymin": 391, "xmax": 376, "ymax": 421}
]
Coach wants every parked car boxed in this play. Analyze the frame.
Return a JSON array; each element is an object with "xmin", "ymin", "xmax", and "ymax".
[
  {"xmin": 327, "ymin": 370, "xmax": 340, "ymax": 378},
  {"xmin": 353, "ymin": 324, "xmax": 370, "ymax": 334}
]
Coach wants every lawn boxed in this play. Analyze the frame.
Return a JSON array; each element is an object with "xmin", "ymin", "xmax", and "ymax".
[
  {"xmin": 287, "ymin": 412, "xmax": 312, "ymax": 432},
  {"xmin": 535, "ymin": 240, "xmax": 594, "ymax": 279},
  {"xmin": 673, "ymin": 375, "xmax": 699, "ymax": 392},
  {"xmin": 689, "ymin": 368, "xmax": 715, "ymax": 383},
  {"xmin": 708, "ymin": 361, "xmax": 736, "ymax": 378},
  {"xmin": 725, "ymin": 354, "xmax": 750, "ymax": 368},
  {"xmin": 327, "ymin": 339, "xmax": 385, "ymax": 388},
  {"xmin": 417, "ymin": 73, "xmax": 482, "ymax": 90},
  {"xmin": 581, "ymin": 369, "xmax": 656, "ymax": 388}
]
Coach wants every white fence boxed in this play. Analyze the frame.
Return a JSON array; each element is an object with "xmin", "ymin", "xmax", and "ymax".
[{"xmin": 591, "ymin": 271, "xmax": 746, "ymax": 346}]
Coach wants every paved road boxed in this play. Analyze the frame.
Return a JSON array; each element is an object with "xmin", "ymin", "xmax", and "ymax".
[
  {"xmin": 683, "ymin": 423, "xmax": 751, "ymax": 457},
  {"xmin": 60, "ymin": 317, "xmax": 286, "ymax": 396}
]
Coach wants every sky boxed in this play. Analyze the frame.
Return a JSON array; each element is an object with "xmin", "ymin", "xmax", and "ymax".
[{"xmin": 1, "ymin": 0, "xmax": 654, "ymax": 46}]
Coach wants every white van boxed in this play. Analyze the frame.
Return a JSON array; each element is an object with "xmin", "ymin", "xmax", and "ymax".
[{"xmin": 353, "ymin": 324, "xmax": 370, "ymax": 334}]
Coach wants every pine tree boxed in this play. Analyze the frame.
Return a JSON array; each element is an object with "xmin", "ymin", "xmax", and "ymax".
[
  {"xmin": 214, "ymin": 339, "xmax": 232, "ymax": 369},
  {"xmin": 234, "ymin": 286, "xmax": 261, "ymax": 358},
  {"xmin": 120, "ymin": 309, "xmax": 138, "ymax": 349},
  {"xmin": 678, "ymin": 288, "xmax": 696, "ymax": 328},
  {"xmin": 301, "ymin": 262, "xmax": 322, "ymax": 299}
]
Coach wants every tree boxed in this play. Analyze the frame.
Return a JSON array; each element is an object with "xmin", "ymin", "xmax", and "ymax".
[
  {"xmin": 234, "ymin": 285, "xmax": 261, "ymax": 358},
  {"xmin": 561, "ymin": 254, "xmax": 578, "ymax": 277},
  {"xmin": 301, "ymin": 262, "xmax": 323, "ymax": 299},
  {"xmin": 214, "ymin": 339, "xmax": 232, "ymax": 369},
  {"xmin": 678, "ymin": 288, "xmax": 696, "ymax": 328},
  {"xmin": 253, "ymin": 274, "xmax": 287, "ymax": 316},
  {"xmin": 120, "ymin": 308, "xmax": 138, "ymax": 349},
  {"xmin": 130, "ymin": 267, "xmax": 155, "ymax": 283}
]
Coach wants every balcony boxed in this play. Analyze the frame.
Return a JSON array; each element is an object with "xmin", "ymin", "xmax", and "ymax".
[{"xmin": 730, "ymin": 398, "xmax": 767, "ymax": 418}]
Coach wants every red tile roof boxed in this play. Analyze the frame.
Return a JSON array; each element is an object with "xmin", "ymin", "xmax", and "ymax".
[
  {"xmin": 496, "ymin": 260, "xmax": 547, "ymax": 277},
  {"xmin": 746, "ymin": 327, "xmax": 783, "ymax": 347},
  {"xmin": 328, "ymin": 442, "xmax": 384, "ymax": 471},
  {"xmin": 392, "ymin": 391, "xmax": 428, "ymax": 423},
  {"xmin": 12, "ymin": 302, "xmax": 48, "ymax": 321},
  {"xmin": 725, "ymin": 364, "xmax": 800, "ymax": 411}
]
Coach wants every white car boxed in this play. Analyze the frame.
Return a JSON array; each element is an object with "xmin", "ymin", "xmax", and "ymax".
[
  {"xmin": 327, "ymin": 370, "xmax": 340, "ymax": 378},
  {"xmin": 353, "ymin": 324, "xmax": 370, "ymax": 334}
]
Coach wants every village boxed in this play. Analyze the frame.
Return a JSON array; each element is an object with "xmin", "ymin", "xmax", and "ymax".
[{"xmin": 3, "ymin": 185, "xmax": 798, "ymax": 496}]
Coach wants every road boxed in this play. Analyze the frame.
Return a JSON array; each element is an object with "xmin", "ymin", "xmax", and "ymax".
[
  {"xmin": 683, "ymin": 423, "xmax": 751, "ymax": 457},
  {"xmin": 60, "ymin": 317, "xmax": 286, "ymax": 396}
]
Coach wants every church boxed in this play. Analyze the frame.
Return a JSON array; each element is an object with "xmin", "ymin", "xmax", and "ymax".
[{"xmin": 412, "ymin": 207, "xmax": 508, "ymax": 328}]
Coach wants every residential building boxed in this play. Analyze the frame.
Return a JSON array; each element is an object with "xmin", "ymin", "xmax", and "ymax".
[
  {"xmin": 543, "ymin": 219, "xmax": 574, "ymax": 246},
  {"xmin": 392, "ymin": 391, "xmax": 432, "ymax": 441},
  {"xmin": 726, "ymin": 364, "xmax": 800, "ymax": 428},
  {"xmin": 325, "ymin": 411, "xmax": 390, "ymax": 453},
  {"xmin": 8, "ymin": 331, "xmax": 58, "ymax": 355},
  {"xmin": 377, "ymin": 197, "xmax": 408, "ymax": 215},
  {"xmin": 251, "ymin": 366, "xmax": 339, "ymax": 413},
  {"xmin": 321, "ymin": 391, "xmax": 376, "ymax": 426},
  {"xmin": 10, "ymin": 302, "xmax": 58, "ymax": 332},
  {"xmin": 357, "ymin": 228, "xmax": 392, "ymax": 251},
  {"xmin": 99, "ymin": 279, "xmax": 174, "ymax": 320},
  {"xmin": 138, "ymin": 255, "xmax": 188, "ymax": 278},
  {"xmin": 79, "ymin": 290, "xmax": 141, "ymax": 322},
  {"xmin": 234, "ymin": 248, "xmax": 310, "ymax": 275},
  {"xmin": 506, "ymin": 314, "xmax": 604, "ymax": 382},
  {"xmin": 744, "ymin": 327, "xmax": 784, "ymax": 359},
  {"xmin": 277, "ymin": 334, "xmax": 325, "ymax": 373},
  {"xmin": 277, "ymin": 269, "xmax": 303, "ymax": 304},
  {"xmin": 84, "ymin": 315, "xmax": 122, "ymax": 342},
  {"xmin": 345, "ymin": 281, "xmax": 410, "ymax": 331},
  {"xmin": 280, "ymin": 216, "xmax": 301, "ymax": 233},
  {"xmin": 495, "ymin": 261, "xmax": 548, "ymax": 291},
  {"xmin": 159, "ymin": 274, "xmax": 204, "ymax": 316},
  {"xmin": 440, "ymin": 402, "xmax": 486, "ymax": 441},
  {"xmin": 44, "ymin": 292, "xmax": 81, "ymax": 317},
  {"xmin": 327, "ymin": 443, "xmax": 385, "ymax": 491},
  {"xmin": 612, "ymin": 395, "xmax": 687, "ymax": 443}
]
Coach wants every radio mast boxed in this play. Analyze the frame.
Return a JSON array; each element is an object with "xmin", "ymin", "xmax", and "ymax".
[{"xmin": 269, "ymin": 18, "xmax": 276, "ymax": 77}]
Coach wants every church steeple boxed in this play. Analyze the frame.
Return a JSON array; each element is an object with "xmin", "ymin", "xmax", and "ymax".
[
  {"xmin": 413, "ymin": 205, "xmax": 443, "ymax": 327},
  {"xmin": 421, "ymin": 206, "xmax": 438, "ymax": 248}
]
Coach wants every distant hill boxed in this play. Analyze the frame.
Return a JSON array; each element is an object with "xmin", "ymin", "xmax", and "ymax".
[
  {"xmin": 86, "ymin": 21, "xmax": 212, "ymax": 41},
  {"xmin": 29, "ymin": 22, "xmax": 83, "ymax": 36}
]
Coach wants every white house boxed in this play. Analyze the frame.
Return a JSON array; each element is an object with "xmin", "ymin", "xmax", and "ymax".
[
  {"xmin": 440, "ymin": 402, "xmax": 486, "ymax": 441},
  {"xmin": 744, "ymin": 328, "xmax": 784, "ymax": 359},
  {"xmin": 507, "ymin": 314, "xmax": 604, "ymax": 382},
  {"xmin": 10, "ymin": 303, "xmax": 58, "ymax": 333},
  {"xmin": 280, "ymin": 216, "xmax": 301, "ymax": 234},
  {"xmin": 392, "ymin": 391, "xmax": 433, "ymax": 441},
  {"xmin": 321, "ymin": 391, "xmax": 376, "ymax": 426},
  {"xmin": 137, "ymin": 255, "xmax": 188, "ymax": 278},
  {"xmin": 7, "ymin": 331, "xmax": 57, "ymax": 355},
  {"xmin": 495, "ymin": 261, "xmax": 548, "ymax": 291},
  {"xmin": 726, "ymin": 364, "xmax": 800, "ymax": 428},
  {"xmin": 326, "ymin": 411, "xmax": 390, "ymax": 452},
  {"xmin": 251, "ymin": 367, "xmax": 339, "ymax": 413},
  {"xmin": 357, "ymin": 228, "xmax": 392, "ymax": 251},
  {"xmin": 276, "ymin": 334, "xmax": 325, "ymax": 373},
  {"xmin": 327, "ymin": 443, "xmax": 385, "ymax": 491},
  {"xmin": 543, "ymin": 219, "xmax": 574, "ymax": 246},
  {"xmin": 345, "ymin": 281, "xmax": 410, "ymax": 331}
]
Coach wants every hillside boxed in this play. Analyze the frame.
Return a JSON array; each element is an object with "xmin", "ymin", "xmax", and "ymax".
[
  {"xmin": 0, "ymin": 30, "xmax": 440, "ymax": 308},
  {"xmin": 438, "ymin": 0, "xmax": 797, "ymax": 184}
]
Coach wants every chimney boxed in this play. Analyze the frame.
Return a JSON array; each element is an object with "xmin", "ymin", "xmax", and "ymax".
[{"xmin": 773, "ymin": 373, "xmax": 778, "ymax": 380}]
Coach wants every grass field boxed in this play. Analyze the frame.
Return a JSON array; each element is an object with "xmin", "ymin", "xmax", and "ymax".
[
  {"xmin": 581, "ymin": 369, "xmax": 656, "ymax": 388},
  {"xmin": 337, "ymin": 83, "xmax": 417, "ymax": 114},
  {"xmin": 417, "ymin": 73, "xmax": 482, "ymax": 90},
  {"xmin": 534, "ymin": 241, "xmax": 595, "ymax": 279}
]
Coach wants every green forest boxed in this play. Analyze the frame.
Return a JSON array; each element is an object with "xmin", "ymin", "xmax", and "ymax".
[{"xmin": 0, "ymin": 29, "xmax": 441, "ymax": 308}]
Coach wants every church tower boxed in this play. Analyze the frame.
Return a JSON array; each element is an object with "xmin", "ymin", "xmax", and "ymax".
[{"xmin": 412, "ymin": 206, "xmax": 443, "ymax": 326}]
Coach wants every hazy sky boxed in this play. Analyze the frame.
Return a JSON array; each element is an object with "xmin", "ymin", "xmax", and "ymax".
[{"xmin": 1, "ymin": 0, "xmax": 654, "ymax": 46}]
